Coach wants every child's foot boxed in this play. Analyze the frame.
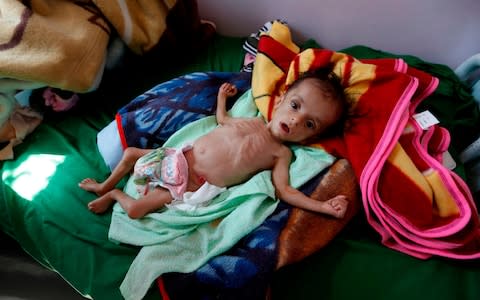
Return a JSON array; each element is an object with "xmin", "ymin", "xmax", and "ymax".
[
  {"xmin": 79, "ymin": 178, "xmax": 105, "ymax": 196},
  {"xmin": 87, "ymin": 194, "xmax": 115, "ymax": 214},
  {"xmin": 324, "ymin": 195, "xmax": 348, "ymax": 218}
]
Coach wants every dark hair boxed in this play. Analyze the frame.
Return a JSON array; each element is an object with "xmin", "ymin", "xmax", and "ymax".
[{"xmin": 287, "ymin": 66, "xmax": 349, "ymax": 138}]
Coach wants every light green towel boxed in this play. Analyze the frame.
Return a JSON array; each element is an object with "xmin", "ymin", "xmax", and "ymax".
[{"xmin": 108, "ymin": 90, "xmax": 335, "ymax": 300}]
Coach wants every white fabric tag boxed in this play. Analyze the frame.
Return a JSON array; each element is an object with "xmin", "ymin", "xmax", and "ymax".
[{"xmin": 413, "ymin": 110, "xmax": 439, "ymax": 130}]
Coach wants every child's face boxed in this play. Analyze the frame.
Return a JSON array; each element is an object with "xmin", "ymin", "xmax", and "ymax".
[{"xmin": 269, "ymin": 78, "xmax": 342, "ymax": 143}]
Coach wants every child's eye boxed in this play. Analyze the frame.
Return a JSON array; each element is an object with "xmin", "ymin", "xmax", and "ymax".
[
  {"xmin": 306, "ymin": 120, "xmax": 316, "ymax": 129},
  {"xmin": 290, "ymin": 101, "xmax": 298, "ymax": 110}
]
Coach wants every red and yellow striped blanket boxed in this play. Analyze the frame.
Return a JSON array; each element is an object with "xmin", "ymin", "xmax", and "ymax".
[{"xmin": 252, "ymin": 22, "xmax": 480, "ymax": 259}]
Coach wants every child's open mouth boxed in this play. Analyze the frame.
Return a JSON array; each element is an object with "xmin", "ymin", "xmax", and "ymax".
[{"xmin": 281, "ymin": 123, "xmax": 290, "ymax": 134}]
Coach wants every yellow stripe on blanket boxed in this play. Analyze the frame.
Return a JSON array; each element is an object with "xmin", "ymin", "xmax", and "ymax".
[
  {"xmin": 387, "ymin": 143, "xmax": 433, "ymax": 201},
  {"xmin": 343, "ymin": 59, "xmax": 377, "ymax": 108},
  {"xmin": 423, "ymin": 170, "xmax": 460, "ymax": 217}
]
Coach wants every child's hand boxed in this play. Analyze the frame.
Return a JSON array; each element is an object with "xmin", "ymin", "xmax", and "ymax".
[
  {"xmin": 219, "ymin": 83, "xmax": 238, "ymax": 98},
  {"xmin": 216, "ymin": 83, "xmax": 238, "ymax": 125}
]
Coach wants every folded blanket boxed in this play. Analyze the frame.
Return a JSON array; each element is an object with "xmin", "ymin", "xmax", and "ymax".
[
  {"xmin": 108, "ymin": 90, "xmax": 336, "ymax": 300},
  {"xmin": 0, "ymin": 0, "xmax": 178, "ymax": 92},
  {"xmin": 117, "ymin": 72, "xmax": 252, "ymax": 150},
  {"xmin": 252, "ymin": 21, "xmax": 480, "ymax": 259},
  {"xmin": 340, "ymin": 45, "xmax": 480, "ymax": 169}
]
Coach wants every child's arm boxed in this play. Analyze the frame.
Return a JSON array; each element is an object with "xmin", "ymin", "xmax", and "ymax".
[
  {"xmin": 216, "ymin": 83, "xmax": 237, "ymax": 125},
  {"xmin": 272, "ymin": 147, "xmax": 348, "ymax": 218}
]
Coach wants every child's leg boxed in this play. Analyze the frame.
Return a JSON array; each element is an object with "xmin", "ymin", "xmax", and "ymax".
[
  {"xmin": 79, "ymin": 147, "xmax": 152, "ymax": 195},
  {"xmin": 88, "ymin": 187, "xmax": 173, "ymax": 219}
]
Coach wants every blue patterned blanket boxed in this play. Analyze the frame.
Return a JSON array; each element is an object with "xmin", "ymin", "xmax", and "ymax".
[{"xmin": 116, "ymin": 72, "xmax": 252, "ymax": 149}]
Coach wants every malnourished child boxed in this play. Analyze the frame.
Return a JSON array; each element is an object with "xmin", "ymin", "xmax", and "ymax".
[{"xmin": 79, "ymin": 68, "xmax": 349, "ymax": 219}]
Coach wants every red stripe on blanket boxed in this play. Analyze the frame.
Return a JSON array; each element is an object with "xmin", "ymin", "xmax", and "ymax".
[
  {"xmin": 258, "ymin": 35, "xmax": 297, "ymax": 73},
  {"xmin": 257, "ymin": 35, "xmax": 298, "ymax": 120},
  {"xmin": 115, "ymin": 113, "xmax": 128, "ymax": 150},
  {"xmin": 267, "ymin": 75, "xmax": 286, "ymax": 120},
  {"xmin": 379, "ymin": 160, "xmax": 434, "ymax": 227},
  {"xmin": 310, "ymin": 50, "xmax": 335, "ymax": 73},
  {"xmin": 157, "ymin": 277, "xmax": 171, "ymax": 300}
]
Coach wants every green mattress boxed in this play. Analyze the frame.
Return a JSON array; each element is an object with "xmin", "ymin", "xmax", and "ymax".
[{"xmin": 1, "ymin": 35, "xmax": 480, "ymax": 300}]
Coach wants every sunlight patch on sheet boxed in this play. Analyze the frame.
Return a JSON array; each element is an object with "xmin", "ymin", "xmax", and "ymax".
[{"xmin": 2, "ymin": 154, "xmax": 65, "ymax": 201}]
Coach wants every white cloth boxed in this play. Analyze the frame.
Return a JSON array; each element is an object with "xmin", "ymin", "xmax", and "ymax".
[
  {"xmin": 97, "ymin": 119, "xmax": 123, "ymax": 170},
  {"xmin": 166, "ymin": 182, "xmax": 226, "ymax": 211}
]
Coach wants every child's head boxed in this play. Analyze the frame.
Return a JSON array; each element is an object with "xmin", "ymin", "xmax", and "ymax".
[{"xmin": 269, "ymin": 67, "xmax": 348, "ymax": 143}]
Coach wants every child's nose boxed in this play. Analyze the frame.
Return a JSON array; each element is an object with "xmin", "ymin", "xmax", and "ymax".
[{"xmin": 290, "ymin": 115, "xmax": 304, "ymax": 125}]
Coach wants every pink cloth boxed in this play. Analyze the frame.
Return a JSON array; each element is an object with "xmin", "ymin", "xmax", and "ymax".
[{"xmin": 133, "ymin": 146, "xmax": 190, "ymax": 200}]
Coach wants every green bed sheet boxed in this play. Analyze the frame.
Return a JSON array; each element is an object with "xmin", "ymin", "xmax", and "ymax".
[
  {"xmin": 0, "ymin": 34, "xmax": 245, "ymax": 300},
  {"xmin": 1, "ymin": 35, "xmax": 480, "ymax": 300}
]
